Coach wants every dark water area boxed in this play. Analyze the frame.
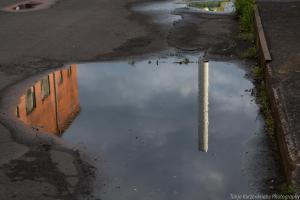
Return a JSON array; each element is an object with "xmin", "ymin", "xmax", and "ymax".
[{"xmin": 15, "ymin": 54, "xmax": 276, "ymax": 199}]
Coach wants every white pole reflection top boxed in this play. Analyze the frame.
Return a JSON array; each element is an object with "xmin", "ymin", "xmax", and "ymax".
[{"xmin": 199, "ymin": 59, "xmax": 209, "ymax": 152}]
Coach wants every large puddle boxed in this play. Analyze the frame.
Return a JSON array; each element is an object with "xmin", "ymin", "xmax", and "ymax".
[
  {"xmin": 9, "ymin": 0, "xmax": 281, "ymax": 197},
  {"xmin": 15, "ymin": 54, "xmax": 266, "ymax": 199}
]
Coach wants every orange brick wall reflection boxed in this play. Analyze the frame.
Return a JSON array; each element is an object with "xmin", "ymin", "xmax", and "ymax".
[{"xmin": 16, "ymin": 64, "xmax": 80, "ymax": 136}]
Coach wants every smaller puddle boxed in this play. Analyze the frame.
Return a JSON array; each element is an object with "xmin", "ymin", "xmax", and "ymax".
[
  {"xmin": 14, "ymin": 2, "xmax": 41, "ymax": 10},
  {"xmin": 1, "ymin": 0, "xmax": 57, "ymax": 12},
  {"xmin": 187, "ymin": 0, "xmax": 235, "ymax": 14}
]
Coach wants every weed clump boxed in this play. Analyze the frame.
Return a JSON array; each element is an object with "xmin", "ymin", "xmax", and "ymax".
[
  {"xmin": 238, "ymin": 32, "xmax": 254, "ymax": 43},
  {"xmin": 251, "ymin": 65, "xmax": 263, "ymax": 79},
  {"xmin": 235, "ymin": 0, "xmax": 255, "ymax": 33},
  {"xmin": 239, "ymin": 46, "xmax": 257, "ymax": 59},
  {"xmin": 279, "ymin": 183, "xmax": 296, "ymax": 195},
  {"xmin": 177, "ymin": 57, "xmax": 190, "ymax": 64},
  {"xmin": 235, "ymin": 0, "xmax": 256, "ymax": 59},
  {"xmin": 251, "ymin": 65, "xmax": 274, "ymax": 135}
]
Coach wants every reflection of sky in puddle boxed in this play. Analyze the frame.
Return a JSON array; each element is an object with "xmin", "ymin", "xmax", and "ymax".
[
  {"xmin": 74, "ymin": 57, "xmax": 260, "ymax": 199},
  {"xmin": 16, "ymin": 55, "xmax": 263, "ymax": 199},
  {"xmin": 188, "ymin": 1, "xmax": 235, "ymax": 14}
]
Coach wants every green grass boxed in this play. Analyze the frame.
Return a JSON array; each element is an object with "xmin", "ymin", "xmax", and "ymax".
[
  {"xmin": 239, "ymin": 46, "xmax": 257, "ymax": 59},
  {"xmin": 235, "ymin": 0, "xmax": 256, "ymax": 59},
  {"xmin": 258, "ymin": 81, "xmax": 274, "ymax": 135},
  {"xmin": 238, "ymin": 32, "xmax": 254, "ymax": 43},
  {"xmin": 279, "ymin": 183, "xmax": 296, "ymax": 195},
  {"xmin": 251, "ymin": 65, "xmax": 274, "ymax": 135},
  {"xmin": 251, "ymin": 65, "xmax": 263, "ymax": 79},
  {"xmin": 237, "ymin": 1, "xmax": 272, "ymax": 134},
  {"xmin": 235, "ymin": 0, "xmax": 255, "ymax": 33}
]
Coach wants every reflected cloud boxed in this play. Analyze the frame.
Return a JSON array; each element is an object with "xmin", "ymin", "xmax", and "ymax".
[{"xmin": 16, "ymin": 64, "xmax": 80, "ymax": 136}]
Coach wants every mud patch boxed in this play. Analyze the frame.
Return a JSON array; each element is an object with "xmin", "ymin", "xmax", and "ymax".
[
  {"xmin": 0, "ymin": 145, "xmax": 96, "ymax": 199},
  {"xmin": 100, "ymin": 36, "xmax": 155, "ymax": 59},
  {"xmin": 1, "ymin": 146, "xmax": 74, "ymax": 199},
  {"xmin": 168, "ymin": 9, "xmax": 237, "ymax": 57}
]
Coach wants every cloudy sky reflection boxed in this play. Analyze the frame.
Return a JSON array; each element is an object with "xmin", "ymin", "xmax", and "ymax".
[{"xmin": 63, "ymin": 56, "xmax": 262, "ymax": 200}]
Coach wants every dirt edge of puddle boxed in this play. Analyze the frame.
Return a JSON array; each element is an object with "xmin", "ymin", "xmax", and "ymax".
[{"xmin": 0, "ymin": 64, "xmax": 97, "ymax": 200}]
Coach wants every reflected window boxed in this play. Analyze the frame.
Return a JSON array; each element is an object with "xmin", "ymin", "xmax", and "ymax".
[
  {"xmin": 67, "ymin": 66, "xmax": 72, "ymax": 78},
  {"xmin": 58, "ymin": 70, "xmax": 63, "ymax": 84},
  {"xmin": 16, "ymin": 106, "xmax": 20, "ymax": 118},
  {"xmin": 25, "ymin": 86, "xmax": 36, "ymax": 114},
  {"xmin": 41, "ymin": 76, "xmax": 50, "ymax": 100}
]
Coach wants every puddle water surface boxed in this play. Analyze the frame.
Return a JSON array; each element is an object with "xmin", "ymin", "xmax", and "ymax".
[
  {"xmin": 14, "ymin": 2, "xmax": 41, "ymax": 10},
  {"xmin": 187, "ymin": 0, "xmax": 235, "ymax": 14},
  {"xmin": 16, "ymin": 55, "xmax": 267, "ymax": 199}
]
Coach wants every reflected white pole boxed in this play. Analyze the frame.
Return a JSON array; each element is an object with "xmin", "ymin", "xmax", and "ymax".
[{"xmin": 199, "ymin": 58, "xmax": 209, "ymax": 152}]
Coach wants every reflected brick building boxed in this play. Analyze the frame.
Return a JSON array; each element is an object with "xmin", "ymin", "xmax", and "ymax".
[{"xmin": 16, "ymin": 64, "xmax": 80, "ymax": 136}]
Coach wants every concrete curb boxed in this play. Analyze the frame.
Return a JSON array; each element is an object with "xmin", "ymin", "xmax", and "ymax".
[
  {"xmin": 254, "ymin": 6, "xmax": 271, "ymax": 66},
  {"xmin": 254, "ymin": 6, "xmax": 300, "ymax": 190}
]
